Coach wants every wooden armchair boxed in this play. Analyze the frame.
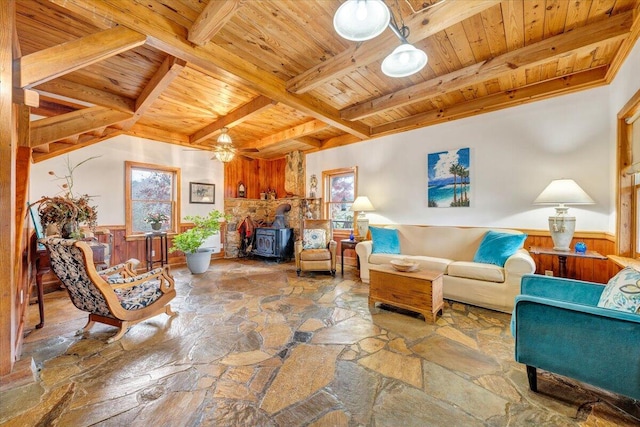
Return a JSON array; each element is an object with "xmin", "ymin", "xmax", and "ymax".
[
  {"xmin": 295, "ymin": 219, "xmax": 337, "ymax": 276},
  {"xmin": 40, "ymin": 237, "xmax": 176, "ymax": 343}
]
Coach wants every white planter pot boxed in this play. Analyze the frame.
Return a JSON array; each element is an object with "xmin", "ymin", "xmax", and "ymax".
[{"xmin": 186, "ymin": 249, "xmax": 212, "ymax": 274}]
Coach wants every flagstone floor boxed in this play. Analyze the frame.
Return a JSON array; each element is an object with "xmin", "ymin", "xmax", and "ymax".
[{"xmin": 1, "ymin": 259, "xmax": 639, "ymax": 426}]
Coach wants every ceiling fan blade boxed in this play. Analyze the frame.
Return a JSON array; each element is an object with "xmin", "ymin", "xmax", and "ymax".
[{"xmin": 239, "ymin": 148, "xmax": 259, "ymax": 152}]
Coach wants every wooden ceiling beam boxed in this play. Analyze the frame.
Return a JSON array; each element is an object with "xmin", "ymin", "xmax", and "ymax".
[
  {"xmin": 12, "ymin": 88, "xmax": 39, "ymax": 107},
  {"xmin": 294, "ymin": 136, "xmax": 323, "ymax": 148},
  {"xmin": 35, "ymin": 78, "xmax": 135, "ymax": 113},
  {"xmin": 16, "ymin": 26, "xmax": 146, "ymax": 88},
  {"xmin": 48, "ymin": 0, "xmax": 371, "ymax": 140},
  {"xmin": 286, "ymin": 0, "xmax": 500, "ymax": 94},
  {"xmin": 30, "ymin": 106, "xmax": 132, "ymax": 147},
  {"xmin": 32, "ymin": 127, "xmax": 124, "ymax": 163},
  {"xmin": 372, "ymin": 67, "xmax": 608, "ymax": 136},
  {"xmin": 249, "ymin": 120, "xmax": 330, "ymax": 150},
  {"xmin": 188, "ymin": 0, "xmax": 245, "ymax": 46},
  {"xmin": 190, "ymin": 95, "xmax": 277, "ymax": 144},
  {"xmin": 121, "ymin": 56, "xmax": 186, "ymax": 130},
  {"xmin": 127, "ymin": 123, "xmax": 191, "ymax": 146},
  {"xmin": 342, "ymin": 11, "xmax": 634, "ymax": 121}
]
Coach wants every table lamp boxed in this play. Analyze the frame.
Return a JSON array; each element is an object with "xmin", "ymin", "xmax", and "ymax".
[
  {"xmin": 533, "ymin": 179, "xmax": 594, "ymax": 251},
  {"xmin": 351, "ymin": 196, "xmax": 375, "ymax": 240}
]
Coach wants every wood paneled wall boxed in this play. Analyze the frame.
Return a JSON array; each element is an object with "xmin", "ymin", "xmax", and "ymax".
[
  {"xmin": 224, "ymin": 157, "xmax": 287, "ymax": 199},
  {"xmin": 525, "ymin": 232, "xmax": 617, "ymax": 283}
]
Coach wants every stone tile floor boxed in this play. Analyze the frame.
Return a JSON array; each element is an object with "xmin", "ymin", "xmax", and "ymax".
[{"xmin": 1, "ymin": 259, "xmax": 639, "ymax": 426}]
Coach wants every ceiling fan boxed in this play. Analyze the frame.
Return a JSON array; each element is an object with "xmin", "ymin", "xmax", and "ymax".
[{"xmin": 185, "ymin": 127, "xmax": 258, "ymax": 162}]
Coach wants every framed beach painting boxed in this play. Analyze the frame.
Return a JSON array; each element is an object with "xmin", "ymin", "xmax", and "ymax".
[{"xmin": 427, "ymin": 147, "xmax": 470, "ymax": 208}]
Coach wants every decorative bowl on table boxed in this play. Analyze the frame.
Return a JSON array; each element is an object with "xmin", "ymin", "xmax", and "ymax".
[{"xmin": 390, "ymin": 259, "xmax": 418, "ymax": 272}]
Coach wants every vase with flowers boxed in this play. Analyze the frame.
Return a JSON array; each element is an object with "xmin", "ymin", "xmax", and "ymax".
[
  {"xmin": 144, "ymin": 212, "xmax": 170, "ymax": 231},
  {"xmin": 34, "ymin": 156, "xmax": 100, "ymax": 239}
]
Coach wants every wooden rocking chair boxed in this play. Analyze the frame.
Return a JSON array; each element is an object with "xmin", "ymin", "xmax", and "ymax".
[{"xmin": 40, "ymin": 237, "xmax": 177, "ymax": 343}]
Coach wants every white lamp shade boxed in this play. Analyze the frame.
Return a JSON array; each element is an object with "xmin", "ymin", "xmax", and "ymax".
[
  {"xmin": 214, "ymin": 145, "xmax": 235, "ymax": 162},
  {"xmin": 351, "ymin": 196, "xmax": 375, "ymax": 212},
  {"xmin": 533, "ymin": 179, "xmax": 594, "ymax": 205},
  {"xmin": 381, "ymin": 43, "xmax": 428, "ymax": 78},
  {"xmin": 333, "ymin": 0, "xmax": 390, "ymax": 42}
]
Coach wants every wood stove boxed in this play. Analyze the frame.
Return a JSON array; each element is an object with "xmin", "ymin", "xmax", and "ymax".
[{"xmin": 253, "ymin": 227, "xmax": 294, "ymax": 262}]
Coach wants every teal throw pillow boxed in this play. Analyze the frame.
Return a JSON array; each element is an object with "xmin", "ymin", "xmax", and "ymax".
[
  {"xmin": 473, "ymin": 231, "xmax": 527, "ymax": 267},
  {"xmin": 370, "ymin": 227, "xmax": 400, "ymax": 254},
  {"xmin": 597, "ymin": 267, "xmax": 640, "ymax": 313}
]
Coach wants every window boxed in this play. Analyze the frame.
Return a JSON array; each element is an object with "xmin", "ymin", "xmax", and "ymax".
[
  {"xmin": 125, "ymin": 161, "xmax": 181, "ymax": 236},
  {"xmin": 322, "ymin": 167, "xmax": 357, "ymax": 230},
  {"xmin": 616, "ymin": 88, "xmax": 640, "ymax": 257}
]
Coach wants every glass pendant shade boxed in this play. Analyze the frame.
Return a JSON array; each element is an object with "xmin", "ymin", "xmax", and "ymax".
[
  {"xmin": 217, "ymin": 127, "xmax": 232, "ymax": 144},
  {"xmin": 214, "ymin": 145, "xmax": 235, "ymax": 163},
  {"xmin": 381, "ymin": 43, "xmax": 428, "ymax": 77},
  {"xmin": 333, "ymin": 0, "xmax": 390, "ymax": 41}
]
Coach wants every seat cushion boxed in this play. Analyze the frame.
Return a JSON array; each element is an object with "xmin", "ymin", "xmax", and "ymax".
[
  {"xmin": 473, "ymin": 231, "xmax": 527, "ymax": 267},
  {"xmin": 597, "ymin": 267, "xmax": 640, "ymax": 313},
  {"xmin": 369, "ymin": 254, "xmax": 452, "ymax": 274},
  {"xmin": 300, "ymin": 249, "xmax": 331, "ymax": 261},
  {"xmin": 113, "ymin": 280, "xmax": 163, "ymax": 310},
  {"xmin": 447, "ymin": 261, "xmax": 505, "ymax": 283}
]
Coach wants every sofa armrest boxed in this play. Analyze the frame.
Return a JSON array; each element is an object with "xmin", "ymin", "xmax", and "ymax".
[
  {"xmin": 355, "ymin": 240, "xmax": 374, "ymax": 282},
  {"xmin": 520, "ymin": 274, "xmax": 605, "ymax": 306},
  {"xmin": 504, "ymin": 249, "xmax": 536, "ymax": 277}
]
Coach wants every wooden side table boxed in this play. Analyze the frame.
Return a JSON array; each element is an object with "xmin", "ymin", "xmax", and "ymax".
[
  {"xmin": 529, "ymin": 246, "xmax": 607, "ymax": 278},
  {"xmin": 340, "ymin": 239, "xmax": 359, "ymax": 275},
  {"xmin": 145, "ymin": 232, "xmax": 168, "ymax": 271}
]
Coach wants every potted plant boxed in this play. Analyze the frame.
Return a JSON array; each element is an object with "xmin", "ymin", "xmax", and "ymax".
[
  {"xmin": 169, "ymin": 210, "xmax": 229, "ymax": 274},
  {"xmin": 144, "ymin": 212, "xmax": 170, "ymax": 231}
]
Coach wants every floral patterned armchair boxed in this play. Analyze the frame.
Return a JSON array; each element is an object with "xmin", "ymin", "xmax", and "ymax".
[{"xmin": 40, "ymin": 237, "xmax": 177, "ymax": 343}]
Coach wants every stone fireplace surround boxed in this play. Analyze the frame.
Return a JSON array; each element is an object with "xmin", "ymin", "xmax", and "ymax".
[{"xmin": 224, "ymin": 197, "xmax": 320, "ymax": 258}]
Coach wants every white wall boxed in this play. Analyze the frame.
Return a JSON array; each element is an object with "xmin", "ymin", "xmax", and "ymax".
[
  {"xmin": 29, "ymin": 134, "xmax": 225, "ymax": 226},
  {"xmin": 307, "ymin": 40, "xmax": 640, "ymax": 233}
]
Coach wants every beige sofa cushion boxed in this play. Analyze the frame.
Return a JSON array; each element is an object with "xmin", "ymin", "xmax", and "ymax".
[
  {"xmin": 369, "ymin": 253, "xmax": 452, "ymax": 274},
  {"xmin": 447, "ymin": 261, "xmax": 504, "ymax": 283}
]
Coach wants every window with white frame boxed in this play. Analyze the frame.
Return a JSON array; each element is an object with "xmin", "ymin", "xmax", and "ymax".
[{"xmin": 322, "ymin": 167, "xmax": 357, "ymax": 230}]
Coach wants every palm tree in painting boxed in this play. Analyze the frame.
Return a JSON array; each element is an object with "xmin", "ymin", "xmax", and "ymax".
[
  {"xmin": 460, "ymin": 167, "xmax": 469, "ymax": 203},
  {"xmin": 449, "ymin": 164, "xmax": 459, "ymax": 204}
]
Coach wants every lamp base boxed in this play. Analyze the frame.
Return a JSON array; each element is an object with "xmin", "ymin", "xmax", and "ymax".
[
  {"xmin": 548, "ymin": 215, "xmax": 575, "ymax": 252},
  {"xmin": 356, "ymin": 218, "xmax": 370, "ymax": 240}
]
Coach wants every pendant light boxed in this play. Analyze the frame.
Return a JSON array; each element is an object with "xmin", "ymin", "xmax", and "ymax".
[
  {"xmin": 381, "ymin": 43, "xmax": 428, "ymax": 77},
  {"xmin": 333, "ymin": 0, "xmax": 390, "ymax": 41},
  {"xmin": 213, "ymin": 127, "xmax": 235, "ymax": 163},
  {"xmin": 333, "ymin": 0, "xmax": 428, "ymax": 78}
]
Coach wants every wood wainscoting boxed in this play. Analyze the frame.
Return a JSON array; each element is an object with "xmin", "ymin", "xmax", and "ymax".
[{"xmin": 524, "ymin": 230, "xmax": 618, "ymax": 283}]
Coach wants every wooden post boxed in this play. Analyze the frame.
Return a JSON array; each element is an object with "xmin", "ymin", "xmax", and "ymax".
[{"xmin": 0, "ymin": 0, "xmax": 17, "ymax": 376}]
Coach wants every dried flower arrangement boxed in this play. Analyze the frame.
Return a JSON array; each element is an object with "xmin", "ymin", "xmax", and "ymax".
[{"xmin": 34, "ymin": 156, "xmax": 100, "ymax": 238}]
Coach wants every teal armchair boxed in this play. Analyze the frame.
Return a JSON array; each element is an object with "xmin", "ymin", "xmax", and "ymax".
[{"xmin": 512, "ymin": 274, "xmax": 640, "ymax": 400}]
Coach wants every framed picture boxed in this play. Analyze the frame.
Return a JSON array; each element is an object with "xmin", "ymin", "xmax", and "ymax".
[
  {"xmin": 189, "ymin": 182, "xmax": 215, "ymax": 204},
  {"xmin": 427, "ymin": 147, "xmax": 471, "ymax": 208}
]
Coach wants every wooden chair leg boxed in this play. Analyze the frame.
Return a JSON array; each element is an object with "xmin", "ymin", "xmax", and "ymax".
[
  {"xmin": 165, "ymin": 305, "xmax": 177, "ymax": 317},
  {"xmin": 526, "ymin": 365, "xmax": 538, "ymax": 392},
  {"xmin": 107, "ymin": 322, "xmax": 131, "ymax": 343},
  {"xmin": 76, "ymin": 317, "xmax": 95, "ymax": 336}
]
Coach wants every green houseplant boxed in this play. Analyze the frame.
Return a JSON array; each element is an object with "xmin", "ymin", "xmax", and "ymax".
[{"xmin": 170, "ymin": 210, "xmax": 229, "ymax": 274}]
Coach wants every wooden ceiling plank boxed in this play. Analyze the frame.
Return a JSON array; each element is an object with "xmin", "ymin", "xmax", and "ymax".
[
  {"xmin": 249, "ymin": 119, "xmax": 330, "ymax": 150},
  {"xmin": 372, "ymin": 67, "xmax": 608, "ymax": 135},
  {"xmin": 294, "ymin": 136, "xmax": 323, "ymax": 148},
  {"xmin": 190, "ymin": 95, "xmax": 277, "ymax": 144},
  {"xmin": 286, "ymin": 0, "xmax": 501, "ymax": 94},
  {"xmin": 127, "ymin": 123, "xmax": 192, "ymax": 146},
  {"xmin": 50, "ymin": 0, "xmax": 370, "ymax": 139},
  {"xmin": 188, "ymin": 0, "xmax": 245, "ymax": 46},
  {"xmin": 30, "ymin": 106, "xmax": 132, "ymax": 147},
  {"xmin": 35, "ymin": 78, "xmax": 135, "ymax": 112},
  {"xmin": 16, "ymin": 26, "xmax": 147, "ymax": 88},
  {"xmin": 501, "ymin": 0, "xmax": 525, "ymax": 51},
  {"xmin": 121, "ymin": 56, "xmax": 187, "ymax": 130},
  {"xmin": 341, "ymin": 11, "xmax": 633, "ymax": 121}
]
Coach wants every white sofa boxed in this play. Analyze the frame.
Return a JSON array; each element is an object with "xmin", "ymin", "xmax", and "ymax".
[{"xmin": 355, "ymin": 225, "xmax": 536, "ymax": 313}]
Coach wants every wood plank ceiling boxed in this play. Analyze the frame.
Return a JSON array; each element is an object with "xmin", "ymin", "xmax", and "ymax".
[{"xmin": 14, "ymin": 0, "xmax": 640, "ymax": 162}]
